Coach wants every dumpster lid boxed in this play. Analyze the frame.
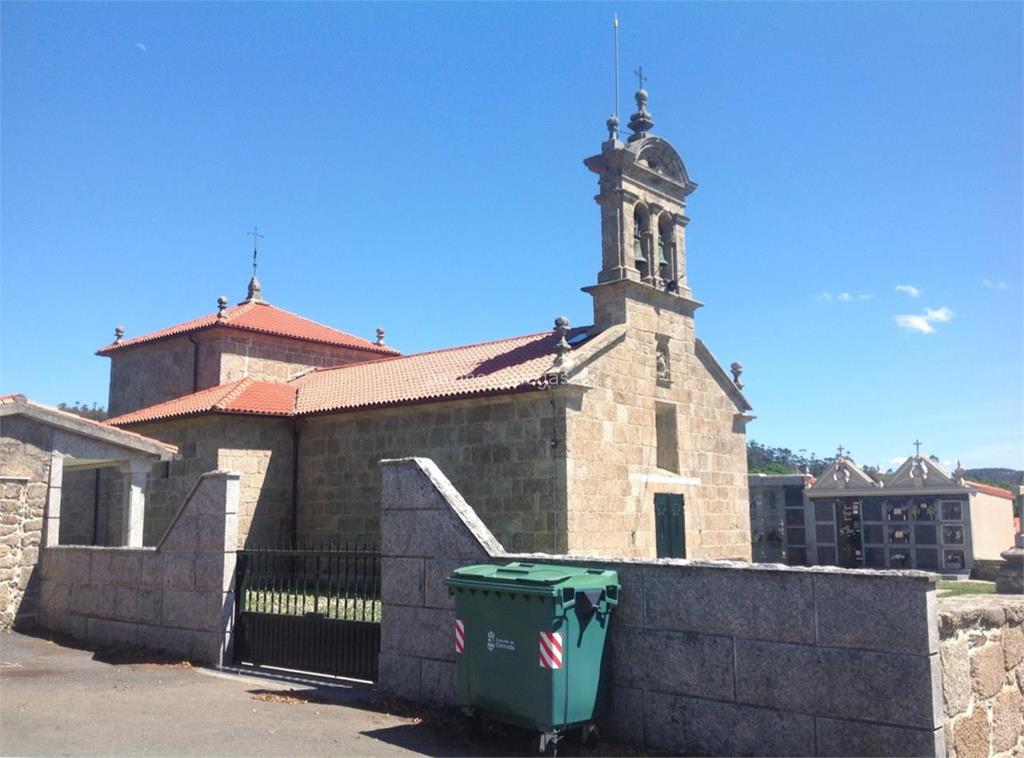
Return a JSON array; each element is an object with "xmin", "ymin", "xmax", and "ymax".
[{"xmin": 450, "ymin": 562, "xmax": 579, "ymax": 586}]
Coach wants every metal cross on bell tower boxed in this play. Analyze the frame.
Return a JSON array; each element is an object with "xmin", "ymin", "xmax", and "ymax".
[{"xmin": 634, "ymin": 66, "xmax": 647, "ymax": 91}]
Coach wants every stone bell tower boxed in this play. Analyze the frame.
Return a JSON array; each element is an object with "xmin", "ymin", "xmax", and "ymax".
[{"xmin": 582, "ymin": 82, "xmax": 702, "ymax": 330}]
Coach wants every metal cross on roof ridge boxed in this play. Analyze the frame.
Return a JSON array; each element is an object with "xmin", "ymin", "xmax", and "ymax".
[
  {"xmin": 913, "ymin": 439, "xmax": 923, "ymax": 457},
  {"xmin": 247, "ymin": 226, "xmax": 264, "ymax": 275},
  {"xmin": 836, "ymin": 444, "xmax": 845, "ymax": 458}
]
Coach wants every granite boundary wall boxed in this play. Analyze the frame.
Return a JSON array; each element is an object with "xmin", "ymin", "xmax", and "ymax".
[
  {"xmin": 0, "ymin": 476, "xmax": 43, "ymax": 628},
  {"xmin": 36, "ymin": 471, "xmax": 239, "ymax": 666},
  {"xmin": 378, "ymin": 457, "xmax": 946, "ymax": 757},
  {"xmin": 939, "ymin": 596, "xmax": 1024, "ymax": 758}
]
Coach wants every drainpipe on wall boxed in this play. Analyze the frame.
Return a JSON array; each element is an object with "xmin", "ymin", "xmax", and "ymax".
[
  {"xmin": 188, "ymin": 335, "xmax": 201, "ymax": 392},
  {"xmin": 290, "ymin": 418, "xmax": 300, "ymax": 547},
  {"xmin": 91, "ymin": 468, "xmax": 101, "ymax": 545}
]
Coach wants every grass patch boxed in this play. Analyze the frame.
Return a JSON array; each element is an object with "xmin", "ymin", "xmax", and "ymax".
[{"xmin": 936, "ymin": 580, "xmax": 996, "ymax": 598}]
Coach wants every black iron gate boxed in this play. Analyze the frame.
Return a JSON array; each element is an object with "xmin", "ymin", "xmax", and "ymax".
[{"xmin": 233, "ymin": 544, "xmax": 381, "ymax": 680}]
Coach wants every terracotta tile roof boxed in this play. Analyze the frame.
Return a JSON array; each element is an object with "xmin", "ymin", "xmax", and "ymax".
[
  {"xmin": 105, "ymin": 328, "xmax": 590, "ymax": 426},
  {"xmin": 293, "ymin": 328, "xmax": 588, "ymax": 414},
  {"xmin": 96, "ymin": 300, "xmax": 398, "ymax": 356},
  {"xmin": 963, "ymin": 480, "xmax": 1014, "ymax": 501},
  {"xmin": 105, "ymin": 378, "xmax": 296, "ymax": 426}
]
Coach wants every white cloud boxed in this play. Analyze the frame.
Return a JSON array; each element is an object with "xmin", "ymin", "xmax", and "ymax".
[
  {"xmin": 135, "ymin": 42, "xmax": 147, "ymax": 52},
  {"xmin": 888, "ymin": 456, "xmax": 906, "ymax": 465},
  {"xmin": 924, "ymin": 306, "xmax": 954, "ymax": 323},
  {"xmin": 818, "ymin": 291, "xmax": 872, "ymax": 303},
  {"xmin": 982, "ymin": 279, "xmax": 1008, "ymax": 290},
  {"xmin": 894, "ymin": 305, "xmax": 954, "ymax": 334},
  {"xmin": 894, "ymin": 284, "xmax": 920, "ymax": 298}
]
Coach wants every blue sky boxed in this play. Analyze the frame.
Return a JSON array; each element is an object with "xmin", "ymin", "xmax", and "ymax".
[{"xmin": 2, "ymin": 2, "xmax": 1021, "ymax": 469}]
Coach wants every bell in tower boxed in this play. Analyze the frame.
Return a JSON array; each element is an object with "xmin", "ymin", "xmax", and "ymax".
[{"xmin": 582, "ymin": 78, "xmax": 701, "ymax": 329}]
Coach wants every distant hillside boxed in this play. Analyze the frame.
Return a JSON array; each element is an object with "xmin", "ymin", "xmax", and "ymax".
[{"xmin": 964, "ymin": 468, "xmax": 1021, "ymax": 490}]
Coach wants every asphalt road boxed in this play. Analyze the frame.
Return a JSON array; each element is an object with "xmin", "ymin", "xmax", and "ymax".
[{"xmin": 0, "ymin": 631, "xmax": 497, "ymax": 757}]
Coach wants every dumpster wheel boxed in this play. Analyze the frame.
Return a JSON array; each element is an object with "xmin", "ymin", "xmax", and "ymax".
[
  {"xmin": 576, "ymin": 723, "xmax": 599, "ymax": 747},
  {"xmin": 538, "ymin": 731, "xmax": 562, "ymax": 756}
]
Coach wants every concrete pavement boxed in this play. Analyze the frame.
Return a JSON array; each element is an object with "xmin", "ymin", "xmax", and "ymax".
[{"xmin": 0, "ymin": 631, "xmax": 492, "ymax": 757}]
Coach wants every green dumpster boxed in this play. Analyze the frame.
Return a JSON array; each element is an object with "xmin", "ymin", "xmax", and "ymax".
[{"xmin": 446, "ymin": 561, "xmax": 620, "ymax": 748}]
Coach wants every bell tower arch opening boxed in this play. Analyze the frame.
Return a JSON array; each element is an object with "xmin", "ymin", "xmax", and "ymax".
[{"xmin": 582, "ymin": 80, "xmax": 702, "ymax": 329}]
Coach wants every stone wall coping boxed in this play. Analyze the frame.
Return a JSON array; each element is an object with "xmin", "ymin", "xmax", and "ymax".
[
  {"xmin": 499, "ymin": 552, "xmax": 935, "ymax": 582},
  {"xmin": 937, "ymin": 594, "xmax": 1024, "ymax": 634},
  {"xmin": 153, "ymin": 469, "xmax": 240, "ymax": 549},
  {"xmin": 197, "ymin": 470, "xmax": 242, "ymax": 481},
  {"xmin": 379, "ymin": 458, "xmax": 930, "ymax": 584},
  {"xmin": 0, "ymin": 394, "xmax": 177, "ymax": 458},
  {"xmin": 45, "ymin": 545, "xmax": 156, "ymax": 553},
  {"xmin": 561, "ymin": 324, "xmax": 627, "ymax": 380},
  {"xmin": 380, "ymin": 457, "xmax": 505, "ymax": 555}
]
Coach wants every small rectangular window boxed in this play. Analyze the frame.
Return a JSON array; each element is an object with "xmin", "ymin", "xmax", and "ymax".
[{"xmin": 654, "ymin": 403, "xmax": 679, "ymax": 473}]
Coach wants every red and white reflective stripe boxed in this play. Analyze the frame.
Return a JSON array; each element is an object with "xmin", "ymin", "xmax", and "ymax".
[
  {"xmin": 539, "ymin": 631, "xmax": 563, "ymax": 669},
  {"xmin": 455, "ymin": 619, "xmax": 465, "ymax": 653}
]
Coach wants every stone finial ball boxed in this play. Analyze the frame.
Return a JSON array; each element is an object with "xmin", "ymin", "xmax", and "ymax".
[
  {"xmin": 554, "ymin": 315, "xmax": 570, "ymax": 329},
  {"xmin": 636, "ymin": 89, "xmax": 649, "ymax": 103},
  {"xmin": 217, "ymin": 296, "xmax": 229, "ymax": 307},
  {"xmin": 114, "ymin": 326, "xmax": 125, "ymax": 338},
  {"xmin": 607, "ymin": 114, "xmax": 619, "ymax": 127}
]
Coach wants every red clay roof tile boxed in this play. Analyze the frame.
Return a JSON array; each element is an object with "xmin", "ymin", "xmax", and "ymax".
[
  {"xmin": 963, "ymin": 480, "xmax": 1014, "ymax": 501},
  {"xmin": 105, "ymin": 378, "xmax": 297, "ymax": 425},
  {"xmin": 292, "ymin": 328, "xmax": 585, "ymax": 414},
  {"xmin": 96, "ymin": 300, "xmax": 398, "ymax": 356},
  {"xmin": 105, "ymin": 328, "xmax": 589, "ymax": 426}
]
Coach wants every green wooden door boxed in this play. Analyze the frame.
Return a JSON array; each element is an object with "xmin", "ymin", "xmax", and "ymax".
[{"xmin": 655, "ymin": 494, "xmax": 686, "ymax": 558}]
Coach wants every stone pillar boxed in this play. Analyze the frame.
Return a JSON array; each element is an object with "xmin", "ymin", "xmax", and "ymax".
[
  {"xmin": 671, "ymin": 212, "xmax": 690, "ymax": 295},
  {"xmin": 119, "ymin": 459, "xmax": 150, "ymax": 548},
  {"xmin": 43, "ymin": 454, "xmax": 63, "ymax": 548},
  {"xmin": 596, "ymin": 186, "xmax": 640, "ymax": 284},
  {"xmin": 647, "ymin": 203, "xmax": 664, "ymax": 287},
  {"xmin": 996, "ymin": 507, "xmax": 1024, "ymax": 594}
]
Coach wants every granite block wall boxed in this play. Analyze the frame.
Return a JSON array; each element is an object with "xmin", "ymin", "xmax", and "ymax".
[
  {"xmin": 58, "ymin": 468, "xmax": 99, "ymax": 545},
  {"xmin": 939, "ymin": 596, "xmax": 1024, "ymax": 758},
  {"xmin": 106, "ymin": 337, "xmax": 198, "ymax": 417},
  {"xmin": 379, "ymin": 457, "xmax": 946, "ymax": 757},
  {"xmin": 566, "ymin": 291, "xmax": 752, "ymax": 560},
  {"xmin": 0, "ymin": 416, "xmax": 54, "ymax": 627},
  {"xmin": 298, "ymin": 392, "xmax": 565, "ymax": 552},
  {"xmin": 211, "ymin": 331, "xmax": 380, "ymax": 385},
  {"xmin": 36, "ymin": 471, "xmax": 239, "ymax": 666},
  {"xmin": 106, "ymin": 330, "xmax": 384, "ymax": 417},
  {"xmin": 130, "ymin": 416, "xmax": 292, "ymax": 548}
]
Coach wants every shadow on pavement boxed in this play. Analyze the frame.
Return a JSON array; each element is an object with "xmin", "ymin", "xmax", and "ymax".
[{"xmin": 10, "ymin": 625, "xmax": 197, "ymax": 667}]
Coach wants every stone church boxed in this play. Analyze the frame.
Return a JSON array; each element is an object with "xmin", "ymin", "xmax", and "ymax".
[{"xmin": 64, "ymin": 87, "xmax": 753, "ymax": 559}]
